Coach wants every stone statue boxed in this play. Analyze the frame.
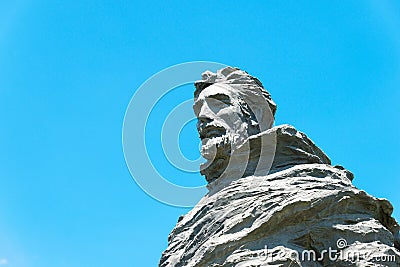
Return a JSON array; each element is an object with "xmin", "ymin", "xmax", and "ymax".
[{"xmin": 160, "ymin": 67, "xmax": 400, "ymax": 266}]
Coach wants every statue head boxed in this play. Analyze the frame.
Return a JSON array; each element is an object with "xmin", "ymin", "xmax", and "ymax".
[{"xmin": 193, "ymin": 67, "xmax": 277, "ymax": 183}]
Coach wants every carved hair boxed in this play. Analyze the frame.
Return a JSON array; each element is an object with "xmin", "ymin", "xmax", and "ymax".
[{"xmin": 194, "ymin": 67, "xmax": 277, "ymax": 117}]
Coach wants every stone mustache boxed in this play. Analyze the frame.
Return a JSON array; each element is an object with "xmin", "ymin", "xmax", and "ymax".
[{"xmin": 160, "ymin": 67, "xmax": 400, "ymax": 267}]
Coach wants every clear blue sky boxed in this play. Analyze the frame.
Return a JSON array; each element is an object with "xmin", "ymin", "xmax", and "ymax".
[{"xmin": 1, "ymin": 1, "xmax": 399, "ymax": 266}]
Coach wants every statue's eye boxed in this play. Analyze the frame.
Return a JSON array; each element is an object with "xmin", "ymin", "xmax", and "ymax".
[{"xmin": 208, "ymin": 94, "xmax": 232, "ymax": 106}]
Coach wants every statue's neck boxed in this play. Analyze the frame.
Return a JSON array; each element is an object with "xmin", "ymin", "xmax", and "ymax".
[{"xmin": 206, "ymin": 125, "xmax": 331, "ymax": 192}]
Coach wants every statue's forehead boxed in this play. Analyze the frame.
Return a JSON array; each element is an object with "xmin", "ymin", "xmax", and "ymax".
[{"xmin": 199, "ymin": 83, "xmax": 237, "ymax": 98}]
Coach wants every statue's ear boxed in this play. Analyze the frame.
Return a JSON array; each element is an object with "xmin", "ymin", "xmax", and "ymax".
[
  {"xmin": 238, "ymin": 103, "xmax": 261, "ymax": 136},
  {"xmin": 248, "ymin": 102, "xmax": 274, "ymax": 131}
]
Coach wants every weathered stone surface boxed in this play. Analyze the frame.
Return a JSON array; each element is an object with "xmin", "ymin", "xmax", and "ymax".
[
  {"xmin": 206, "ymin": 125, "xmax": 332, "ymax": 194},
  {"xmin": 159, "ymin": 67, "xmax": 400, "ymax": 266}
]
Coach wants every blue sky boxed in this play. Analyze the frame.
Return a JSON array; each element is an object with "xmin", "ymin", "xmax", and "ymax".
[{"xmin": 1, "ymin": 1, "xmax": 399, "ymax": 266}]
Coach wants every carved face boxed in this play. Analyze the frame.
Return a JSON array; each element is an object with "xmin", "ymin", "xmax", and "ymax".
[
  {"xmin": 193, "ymin": 84, "xmax": 255, "ymax": 182},
  {"xmin": 194, "ymin": 84, "xmax": 250, "ymax": 142}
]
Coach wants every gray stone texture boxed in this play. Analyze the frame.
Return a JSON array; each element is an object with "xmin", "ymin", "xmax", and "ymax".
[{"xmin": 159, "ymin": 67, "xmax": 400, "ymax": 266}]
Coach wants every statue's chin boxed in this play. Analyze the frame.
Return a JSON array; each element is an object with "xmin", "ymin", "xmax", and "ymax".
[
  {"xmin": 200, "ymin": 135, "xmax": 231, "ymax": 183},
  {"xmin": 200, "ymin": 137, "xmax": 220, "ymax": 160}
]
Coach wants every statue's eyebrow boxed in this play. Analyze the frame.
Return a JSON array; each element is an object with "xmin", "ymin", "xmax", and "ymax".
[
  {"xmin": 193, "ymin": 93, "xmax": 232, "ymax": 113},
  {"xmin": 206, "ymin": 93, "xmax": 232, "ymax": 105}
]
